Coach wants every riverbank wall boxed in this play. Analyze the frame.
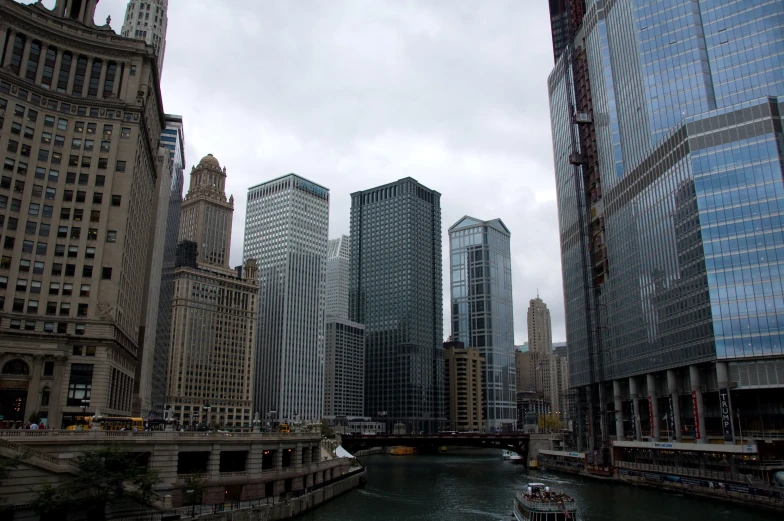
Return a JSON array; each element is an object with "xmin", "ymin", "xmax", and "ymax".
[
  {"xmin": 354, "ymin": 447, "xmax": 384, "ymax": 457},
  {"xmin": 169, "ymin": 468, "xmax": 368, "ymax": 521},
  {"xmin": 537, "ymin": 457, "xmax": 784, "ymax": 513}
]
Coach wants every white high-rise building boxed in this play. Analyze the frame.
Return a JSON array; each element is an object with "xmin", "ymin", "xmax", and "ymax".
[
  {"xmin": 326, "ymin": 235, "xmax": 350, "ymax": 319},
  {"xmin": 121, "ymin": 0, "xmax": 168, "ymax": 77},
  {"xmin": 244, "ymin": 175, "xmax": 330, "ymax": 422}
]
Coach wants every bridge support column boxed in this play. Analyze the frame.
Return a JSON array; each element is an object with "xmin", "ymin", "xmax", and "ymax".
[
  {"xmin": 275, "ymin": 444, "xmax": 283, "ymax": 472},
  {"xmin": 295, "ymin": 442, "xmax": 303, "ymax": 468},
  {"xmin": 629, "ymin": 377, "xmax": 642, "ymax": 441},
  {"xmin": 690, "ymin": 365, "xmax": 707, "ymax": 443},
  {"xmin": 647, "ymin": 373, "xmax": 660, "ymax": 441},
  {"xmin": 666, "ymin": 369, "xmax": 682, "ymax": 442},
  {"xmin": 613, "ymin": 379, "xmax": 624, "ymax": 440},
  {"xmin": 209, "ymin": 444, "xmax": 221, "ymax": 480}
]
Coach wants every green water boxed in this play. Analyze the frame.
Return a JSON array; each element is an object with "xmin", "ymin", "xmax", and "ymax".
[{"xmin": 300, "ymin": 452, "xmax": 780, "ymax": 521}]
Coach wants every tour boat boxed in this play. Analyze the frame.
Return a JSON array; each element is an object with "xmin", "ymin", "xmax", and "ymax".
[
  {"xmin": 509, "ymin": 452, "xmax": 524, "ymax": 464},
  {"xmin": 389, "ymin": 446, "xmax": 416, "ymax": 456},
  {"xmin": 502, "ymin": 450, "xmax": 512, "ymax": 460},
  {"xmin": 513, "ymin": 483, "xmax": 577, "ymax": 521}
]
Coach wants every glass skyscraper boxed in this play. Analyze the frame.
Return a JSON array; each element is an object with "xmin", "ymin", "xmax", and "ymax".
[
  {"xmin": 448, "ymin": 217, "xmax": 516, "ymax": 431},
  {"xmin": 349, "ymin": 178, "xmax": 443, "ymax": 433},
  {"xmin": 549, "ymin": 0, "xmax": 784, "ymax": 452},
  {"xmin": 152, "ymin": 114, "xmax": 185, "ymax": 417}
]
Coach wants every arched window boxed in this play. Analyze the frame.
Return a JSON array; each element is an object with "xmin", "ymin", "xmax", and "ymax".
[
  {"xmin": 41, "ymin": 387, "xmax": 50, "ymax": 407},
  {"xmin": 1, "ymin": 359, "xmax": 30, "ymax": 376}
]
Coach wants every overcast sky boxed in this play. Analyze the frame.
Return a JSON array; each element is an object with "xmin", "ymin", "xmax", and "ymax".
[{"xmin": 45, "ymin": 0, "xmax": 565, "ymax": 343}]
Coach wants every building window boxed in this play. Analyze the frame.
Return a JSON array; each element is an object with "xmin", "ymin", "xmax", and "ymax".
[
  {"xmin": 66, "ymin": 363, "xmax": 93, "ymax": 406},
  {"xmin": 116, "ymin": 160, "xmax": 126, "ymax": 172},
  {"xmin": 102, "ymin": 267, "xmax": 112, "ymax": 280},
  {"xmin": 111, "ymin": 195, "xmax": 121, "ymax": 206},
  {"xmin": 1, "ymin": 359, "xmax": 29, "ymax": 375},
  {"xmin": 43, "ymin": 361, "xmax": 54, "ymax": 376},
  {"xmin": 25, "ymin": 41, "xmax": 42, "ymax": 82},
  {"xmin": 106, "ymin": 230, "xmax": 117, "ymax": 242},
  {"xmin": 41, "ymin": 387, "xmax": 50, "ymax": 406}
]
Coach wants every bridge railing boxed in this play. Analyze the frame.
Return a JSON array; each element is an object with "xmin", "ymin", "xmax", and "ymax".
[{"xmin": 0, "ymin": 429, "xmax": 319, "ymax": 441}]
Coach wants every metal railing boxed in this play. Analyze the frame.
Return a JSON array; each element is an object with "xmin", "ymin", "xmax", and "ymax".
[
  {"xmin": 517, "ymin": 496, "xmax": 576, "ymax": 513},
  {"xmin": 615, "ymin": 461, "xmax": 763, "ymax": 484},
  {"xmin": 115, "ymin": 466, "xmax": 367, "ymax": 520},
  {"xmin": 0, "ymin": 429, "xmax": 319, "ymax": 441}
]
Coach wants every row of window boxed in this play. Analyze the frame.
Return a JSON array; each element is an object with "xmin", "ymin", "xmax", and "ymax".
[
  {"xmin": 0, "ymin": 259, "xmax": 111, "ymax": 278},
  {"xmin": 5, "ymin": 155, "xmax": 126, "ymax": 171},
  {"xmin": 2, "ymin": 229, "xmax": 117, "ymax": 252},
  {"xmin": 0, "ymin": 277, "xmax": 91, "ymax": 297},
  {"xmin": 0, "ymin": 193, "xmax": 122, "ymax": 212},
  {"xmin": 9, "ymin": 35, "xmax": 119, "ymax": 99},
  {"xmin": 2, "ymin": 297, "xmax": 89, "ymax": 316},
  {"xmin": 5, "ymin": 318, "xmax": 87, "ymax": 335}
]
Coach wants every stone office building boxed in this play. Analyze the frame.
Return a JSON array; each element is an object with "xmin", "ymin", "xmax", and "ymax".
[
  {"xmin": 0, "ymin": 0, "xmax": 166, "ymax": 428},
  {"xmin": 164, "ymin": 155, "xmax": 258, "ymax": 429}
]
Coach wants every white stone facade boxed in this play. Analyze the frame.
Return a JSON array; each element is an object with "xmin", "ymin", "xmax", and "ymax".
[
  {"xmin": 244, "ymin": 174, "xmax": 329, "ymax": 422},
  {"xmin": 121, "ymin": 0, "xmax": 168, "ymax": 77}
]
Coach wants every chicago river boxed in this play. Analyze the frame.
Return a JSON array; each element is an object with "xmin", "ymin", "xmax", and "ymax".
[{"xmin": 302, "ymin": 453, "xmax": 780, "ymax": 521}]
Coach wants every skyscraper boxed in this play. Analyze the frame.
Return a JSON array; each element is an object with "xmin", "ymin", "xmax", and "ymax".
[
  {"xmin": 121, "ymin": 0, "xmax": 168, "ymax": 77},
  {"xmin": 448, "ymin": 216, "xmax": 516, "ymax": 431},
  {"xmin": 164, "ymin": 155, "xmax": 258, "ymax": 429},
  {"xmin": 350, "ymin": 178, "xmax": 443, "ymax": 434},
  {"xmin": 323, "ymin": 318, "xmax": 365, "ymax": 418},
  {"xmin": 516, "ymin": 297, "xmax": 564, "ymax": 418},
  {"xmin": 326, "ymin": 235, "xmax": 350, "ymax": 319},
  {"xmin": 444, "ymin": 339, "xmax": 484, "ymax": 432},
  {"xmin": 324, "ymin": 234, "xmax": 365, "ymax": 418},
  {"xmin": 547, "ymin": 0, "xmax": 570, "ymax": 63},
  {"xmin": 0, "ymin": 0, "xmax": 165, "ymax": 428},
  {"xmin": 151, "ymin": 115, "xmax": 185, "ymax": 417},
  {"xmin": 244, "ymin": 174, "xmax": 329, "ymax": 422},
  {"xmin": 549, "ymin": 0, "xmax": 784, "ymax": 451}
]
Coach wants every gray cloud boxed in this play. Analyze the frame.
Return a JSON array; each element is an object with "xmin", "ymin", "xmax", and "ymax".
[{"xmin": 76, "ymin": 0, "xmax": 566, "ymax": 343}]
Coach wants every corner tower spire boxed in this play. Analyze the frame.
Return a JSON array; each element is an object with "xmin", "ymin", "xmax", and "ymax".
[
  {"xmin": 121, "ymin": 0, "xmax": 169, "ymax": 77},
  {"xmin": 177, "ymin": 154, "xmax": 234, "ymax": 267}
]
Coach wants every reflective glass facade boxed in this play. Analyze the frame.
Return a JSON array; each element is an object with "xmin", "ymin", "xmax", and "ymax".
[
  {"xmin": 448, "ymin": 217, "xmax": 516, "ymax": 431},
  {"xmin": 152, "ymin": 115, "xmax": 184, "ymax": 416},
  {"xmin": 550, "ymin": 0, "xmax": 784, "ymax": 388},
  {"xmin": 349, "ymin": 178, "xmax": 443, "ymax": 433}
]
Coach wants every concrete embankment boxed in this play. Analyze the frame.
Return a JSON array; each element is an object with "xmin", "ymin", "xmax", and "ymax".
[
  {"xmin": 189, "ymin": 468, "xmax": 367, "ymax": 520},
  {"xmin": 354, "ymin": 447, "xmax": 384, "ymax": 457},
  {"xmin": 538, "ymin": 460, "xmax": 784, "ymax": 513}
]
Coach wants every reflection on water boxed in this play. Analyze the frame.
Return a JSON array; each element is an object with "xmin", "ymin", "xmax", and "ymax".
[{"xmin": 300, "ymin": 452, "xmax": 780, "ymax": 521}]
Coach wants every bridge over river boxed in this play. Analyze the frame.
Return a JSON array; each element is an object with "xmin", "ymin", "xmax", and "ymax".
[{"xmin": 341, "ymin": 432, "xmax": 530, "ymax": 457}]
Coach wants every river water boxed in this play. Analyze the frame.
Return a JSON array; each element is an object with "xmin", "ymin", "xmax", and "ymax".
[{"xmin": 300, "ymin": 452, "xmax": 780, "ymax": 521}]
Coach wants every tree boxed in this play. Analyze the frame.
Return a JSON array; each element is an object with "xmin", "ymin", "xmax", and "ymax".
[
  {"xmin": 0, "ymin": 454, "xmax": 26, "ymax": 512},
  {"xmin": 183, "ymin": 473, "xmax": 206, "ymax": 512},
  {"xmin": 32, "ymin": 446, "xmax": 160, "ymax": 521},
  {"xmin": 28, "ymin": 411, "xmax": 41, "ymax": 424}
]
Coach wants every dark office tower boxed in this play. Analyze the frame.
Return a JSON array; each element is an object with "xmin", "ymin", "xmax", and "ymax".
[
  {"xmin": 349, "ymin": 178, "xmax": 443, "ymax": 434},
  {"xmin": 549, "ymin": 0, "xmax": 784, "ymax": 456},
  {"xmin": 548, "ymin": 0, "xmax": 570, "ymax": 63}
]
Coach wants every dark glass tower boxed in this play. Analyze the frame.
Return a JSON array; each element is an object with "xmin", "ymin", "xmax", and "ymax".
[
  {"xmin": 549, "ymin": 0, "xmax": 784, "ymax": 453},
  {"xmin": 548, "ymin": 0, "xmax": 570, "ymax": 63},
  {"xmin": 349, "ymin": 178, "xmax": 443, "ymax": 434},
  {"xmin": 448, "ymin": 217, "xmax": 516, "ymax": 432}
]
